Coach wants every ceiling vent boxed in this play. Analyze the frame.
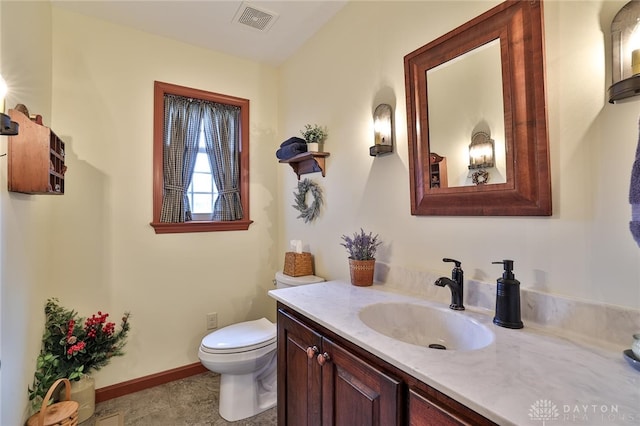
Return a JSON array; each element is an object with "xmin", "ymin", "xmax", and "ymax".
[{"xmin": 233, "ymin": 2, "xmax": 279, "ymax": 32}]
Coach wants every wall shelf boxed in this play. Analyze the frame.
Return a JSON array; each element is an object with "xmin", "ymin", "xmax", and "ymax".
[
  {"xmin": 429, "ymin": 152, "xmax": 447, "ymax": 188},
  {"xmin": 279, "ymin": 151, "xmax": 330, "ymax": 180},
  {"xmin": 7, "ymin": 109, "xmax": 67, "ymax": 194}
]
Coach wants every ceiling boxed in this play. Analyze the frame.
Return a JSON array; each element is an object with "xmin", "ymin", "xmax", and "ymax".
[{"xmin": 51, "ymin": 0, "xmax": 348, "ymax": 66}]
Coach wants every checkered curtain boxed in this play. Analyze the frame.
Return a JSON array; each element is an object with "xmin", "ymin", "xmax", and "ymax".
[
  {"xmin": 160, "ymin": 95, "xmax": 202, "ymax": 222},
  {"xmin": 202, "ymin": 102, "xmax": 243, "ymax": 221}
]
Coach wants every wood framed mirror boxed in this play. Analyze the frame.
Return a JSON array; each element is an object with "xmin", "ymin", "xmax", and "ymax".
[{"xmin": 404, "ymin": 0, "xmax": 551, "ymax": 216}]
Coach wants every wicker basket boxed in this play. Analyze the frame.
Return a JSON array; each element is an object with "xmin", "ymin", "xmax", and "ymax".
[
  {"xmin": 283, "ymin": 252, "xmax": 313, "ymax": 277},
  {"xmin": 27, "ymin": 379, "xmax": 79, "ymax": 426},
  {"xmin": 348, "ymin": 258, "xmax": 376, "ymax": 286}
]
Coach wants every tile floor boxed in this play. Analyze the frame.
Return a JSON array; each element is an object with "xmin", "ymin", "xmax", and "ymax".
[{"xmin": 81, "ymin": 372, "xmax": 277, "ymax": 426}]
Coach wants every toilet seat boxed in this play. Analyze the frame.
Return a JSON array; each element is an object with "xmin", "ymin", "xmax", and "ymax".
[{"xmin": 201, "ymin": 317, "xmax": 276, "ymax": 354}]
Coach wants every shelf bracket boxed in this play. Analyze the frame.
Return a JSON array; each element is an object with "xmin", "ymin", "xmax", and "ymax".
[{"xmin": 279, "ymin": 152, "xmax": 330, "ymax": 180}]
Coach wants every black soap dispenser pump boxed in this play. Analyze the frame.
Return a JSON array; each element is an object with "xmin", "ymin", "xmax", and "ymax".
[{"xmin": 492, "ymin": 260, "xmax": 524, "ymax": 329}]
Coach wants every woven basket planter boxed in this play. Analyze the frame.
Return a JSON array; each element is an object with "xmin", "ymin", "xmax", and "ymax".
[
  {"xmin": 27, "ymin": 378, "xmax": 79, "ymax": 426},
  {"xmin": 348, "ymin": 258, "xmax": 375, "ymax": 286}
]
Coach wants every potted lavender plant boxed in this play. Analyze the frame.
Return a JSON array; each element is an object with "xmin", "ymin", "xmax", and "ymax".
[{"xmin": 340, "ymin": 229, "xmax": 382, "ymax": 286}]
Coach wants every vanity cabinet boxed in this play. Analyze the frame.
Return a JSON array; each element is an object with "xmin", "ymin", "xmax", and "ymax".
[
  {"xmin": 409, "ymin": 388, "xmax": 474, "ymax": 426},
  {"xmin": 7, "ymin": 109, "xmax": 66, "ymax": 194},
  {"xmin": 277, "ymin": 307, "xmax": 323, "ymax": 425},
  {"xmin": 277, "ymin": 303, "xmax": 496, "ymax": 426},
  {"xmin": 277, "ymin": 307, "xmax": 401, "ymax": 426}
]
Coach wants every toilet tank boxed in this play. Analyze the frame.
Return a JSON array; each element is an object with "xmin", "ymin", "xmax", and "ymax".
[{"xmin": 274, "ymin": 271, "xmax": 324, "ymax": 289}]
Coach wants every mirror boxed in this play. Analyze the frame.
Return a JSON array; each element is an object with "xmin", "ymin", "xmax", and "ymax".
[
  {"xmin": 427, "ymin": 39, "xmax": 506, "ymax": 187},
  {"xmin": 404, "ymin": 0, "xmax": 551, "ymax": 215}
]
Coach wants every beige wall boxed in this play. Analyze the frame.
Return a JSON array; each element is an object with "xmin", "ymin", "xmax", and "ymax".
[
  {"xmin": 2, "ymin": 0, "xmax": 640, "ymax": 424},
  {"xmin": 2, "ymin": 4, "xmax": 280, "ymax": 424},
  {"xmin": 1, "ymin": 2, "xmax": 55, "ymax": 424},
  {"xmin": 278, "ymin": 0, "xmax": 640, "ymax": 309},
  {"xmin": 48, "ymin": 4, "xmax": 281, "ymax": 385}
]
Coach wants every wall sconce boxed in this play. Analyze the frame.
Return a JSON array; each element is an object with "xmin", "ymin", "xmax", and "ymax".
[
  {"xmin": 369, "ymin": 103, "xmax": 393, "ymax": 156},
  {"xmin": 0, "ymin": 74, "xmax": 19, "ymax": 135},
  {"xmin": 468, "ymin": 131, "xmax": 495, "ymax": 169},
  {"xmin": 609, "ymin": 1, "xmax": 640, "ymax": 103}
]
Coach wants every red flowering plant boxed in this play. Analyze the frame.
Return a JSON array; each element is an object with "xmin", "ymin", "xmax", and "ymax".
[{"xmin": 28, "ymin": 298, "xmax": 131, "ymax": 408}]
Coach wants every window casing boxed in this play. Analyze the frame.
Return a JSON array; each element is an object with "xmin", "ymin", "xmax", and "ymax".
[{"xmin": 151, "ymin": 81, "xmax": 252, "ymax": 234}]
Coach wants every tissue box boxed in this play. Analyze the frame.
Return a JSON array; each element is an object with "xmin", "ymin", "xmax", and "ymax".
[{"xmin": 283, "ymin": 252, "xmax": 314, "ymax": 277}]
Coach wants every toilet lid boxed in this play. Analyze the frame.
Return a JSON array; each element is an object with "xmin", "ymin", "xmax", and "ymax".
[
  {"xmin": 201, "ymin": 317, "xmax": 276, "ymax": 353},
  {"xmin": 275, "ymin": 271, "xmax": 325, "ymax": 286}
]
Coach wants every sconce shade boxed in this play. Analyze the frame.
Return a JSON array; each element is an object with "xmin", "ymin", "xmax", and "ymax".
[
  {"xmin": 468, "ymin": 131, "xmax": 494, "ymax": 169},
  {"xmin": 370, "ymin": 103, "xmax": 393, "ymax": 156},
  {"xmin": 609, "ymin": 0, "xmax": 640, "ymax": 103}
]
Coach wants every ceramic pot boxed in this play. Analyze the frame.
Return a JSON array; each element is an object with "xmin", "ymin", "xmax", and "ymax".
[
  {"xmin": 307, "ymin": 142, "xmax": 323, "ymax": 152},
  {"xmin": 348, "ymin": 258, "xmax": 375, "ymax": 286},
  {"xmin": 70, "ymin": 375, "xmax": 96, "ymax": 422}
]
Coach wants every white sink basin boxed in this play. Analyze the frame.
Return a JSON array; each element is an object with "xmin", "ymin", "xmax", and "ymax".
[{"xmin": 358, "ymin": 302, "xmax": 494, "ymax": 351}]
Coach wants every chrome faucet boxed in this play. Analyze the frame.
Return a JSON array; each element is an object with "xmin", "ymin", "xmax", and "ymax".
[{"xmin": 434, "ymin": 258, "xmax": 465, "ymax": 310}]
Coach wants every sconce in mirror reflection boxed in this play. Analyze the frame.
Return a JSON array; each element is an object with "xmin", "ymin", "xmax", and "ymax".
[
  {"xmin": 468, "ymin": 131, "xmax": 494, "ymax": 185},
  {"xmin": 468, "ymin": 131, "xmax": 495, "ymax": 169},
  {"xmin": 370, "ymin": 103, "xmax": 393, "ymax": 156}
]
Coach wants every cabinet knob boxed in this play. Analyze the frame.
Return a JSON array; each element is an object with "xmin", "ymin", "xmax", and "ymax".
[
  {"xmin": 317, "ymin": 352, "xmax": 331, "ymax": 366},
  {"xmin": 306, "ymin": 346, "xmax": 319, "ymax": 359}
]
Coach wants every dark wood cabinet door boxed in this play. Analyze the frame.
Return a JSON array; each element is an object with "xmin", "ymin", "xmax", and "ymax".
[
  {"xmin": 321, "ymin": 337, "xmax": 401, "ymax": 426},
  {"xmin": 278, "ymin": 309, "xmax": 323, "ymax": 426},
  {"xmin": 409, "ymin": 388, "xmax": 480, "ymax": 426}
]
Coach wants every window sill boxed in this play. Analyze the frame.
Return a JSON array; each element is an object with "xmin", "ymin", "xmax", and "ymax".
[{"xmin": 150, "ymin": 219, "xmax": 253, "ymax": 234}]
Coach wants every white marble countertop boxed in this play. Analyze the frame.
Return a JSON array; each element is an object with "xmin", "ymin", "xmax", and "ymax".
[{"xmin": 268, "ymin": 280, "xmax": 640, "ymax": 426}]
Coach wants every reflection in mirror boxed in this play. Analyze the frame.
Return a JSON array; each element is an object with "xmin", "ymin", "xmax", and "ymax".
[
  {"xmin": 427, "ymin": 39, "xmax": 506, "ymax": 187},
  {"xmin": 404, "ymin": 0, "xmax": 551, "ymax": 216}
]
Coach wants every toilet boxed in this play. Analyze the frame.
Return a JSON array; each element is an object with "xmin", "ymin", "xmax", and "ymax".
[{"xmin": 198, "ymin": 271, "xmax": 324, "ymax": 421}]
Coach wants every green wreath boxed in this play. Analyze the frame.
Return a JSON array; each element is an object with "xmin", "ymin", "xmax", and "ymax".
[
  {"xmin": 293, "ymin": 179, "xmax": 323, "ymax": 223},
  {"xmin": 472, "ymin": 169, "xmax": 490, "ymax": 185}
]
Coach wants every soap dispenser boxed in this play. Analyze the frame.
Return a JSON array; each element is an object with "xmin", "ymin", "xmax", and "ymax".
[{"xmin": 492, "ymin": 260, "xmax": 523, "ymax": 329}]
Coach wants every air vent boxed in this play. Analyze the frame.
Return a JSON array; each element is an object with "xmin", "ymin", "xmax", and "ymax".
[{"xmin": 233, "ymin": 2, "xmax": 279, "ymax": 32}]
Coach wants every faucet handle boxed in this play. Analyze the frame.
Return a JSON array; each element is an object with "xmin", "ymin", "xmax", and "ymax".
[{"xmin": 442, "ymin": 258, "xmax": 461, "ymax": 268}]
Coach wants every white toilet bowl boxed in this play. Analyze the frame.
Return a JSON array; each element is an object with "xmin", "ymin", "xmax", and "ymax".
[
  {"xmin": 198, "ymin": 318, "xmax": 277, "ymax": 421},
  {"xmin": 198, "ymin": 271, "xmax": 324, "ymax": 421}
]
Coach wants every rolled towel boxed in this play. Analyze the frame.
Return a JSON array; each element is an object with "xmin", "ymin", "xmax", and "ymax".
[
  {"xmin": 630, "ymin": 117, "xmax": 640, "ymax": 246},
  {"xmin": 276, "ymin": 142, "xmax": 307, "ymax": 160},
  {"xmin": 280, "ymin": 136, "xmax": 306, "ymax": 148}
]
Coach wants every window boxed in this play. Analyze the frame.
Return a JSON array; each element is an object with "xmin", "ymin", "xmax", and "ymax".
[
  {"xmin": 187, "ymin": 128, "xmax": 217, "ymax": 220},
  {"xmin": 151, "ymin": 81, "xmax": 252, "ymax": 234}
]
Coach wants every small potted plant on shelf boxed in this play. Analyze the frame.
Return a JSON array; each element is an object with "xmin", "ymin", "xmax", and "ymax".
[
  {"xmin": 28, "ymin": 298, "xmax": 131, "ymax": 423},
  {"xmin": 300, "ymin": 124, "xmax": 328, "ymax": 152},
  {"xmin": 340, "ymin": 228, "xmax": 382, "ymax": 286}
]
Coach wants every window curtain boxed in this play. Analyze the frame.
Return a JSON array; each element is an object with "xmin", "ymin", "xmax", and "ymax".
[
  {"xmin": 160, "ymin": 95, "xmax": 202, "ymax": 222},
  {"xmin": 202, "ymin": 103, "xmax": 243, "ymax": 221}
]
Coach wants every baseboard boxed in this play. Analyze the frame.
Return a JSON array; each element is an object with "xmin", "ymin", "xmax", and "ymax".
[{"xmin": 95, "ymin": 362, "xmax": 208, "ymax": 403}]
